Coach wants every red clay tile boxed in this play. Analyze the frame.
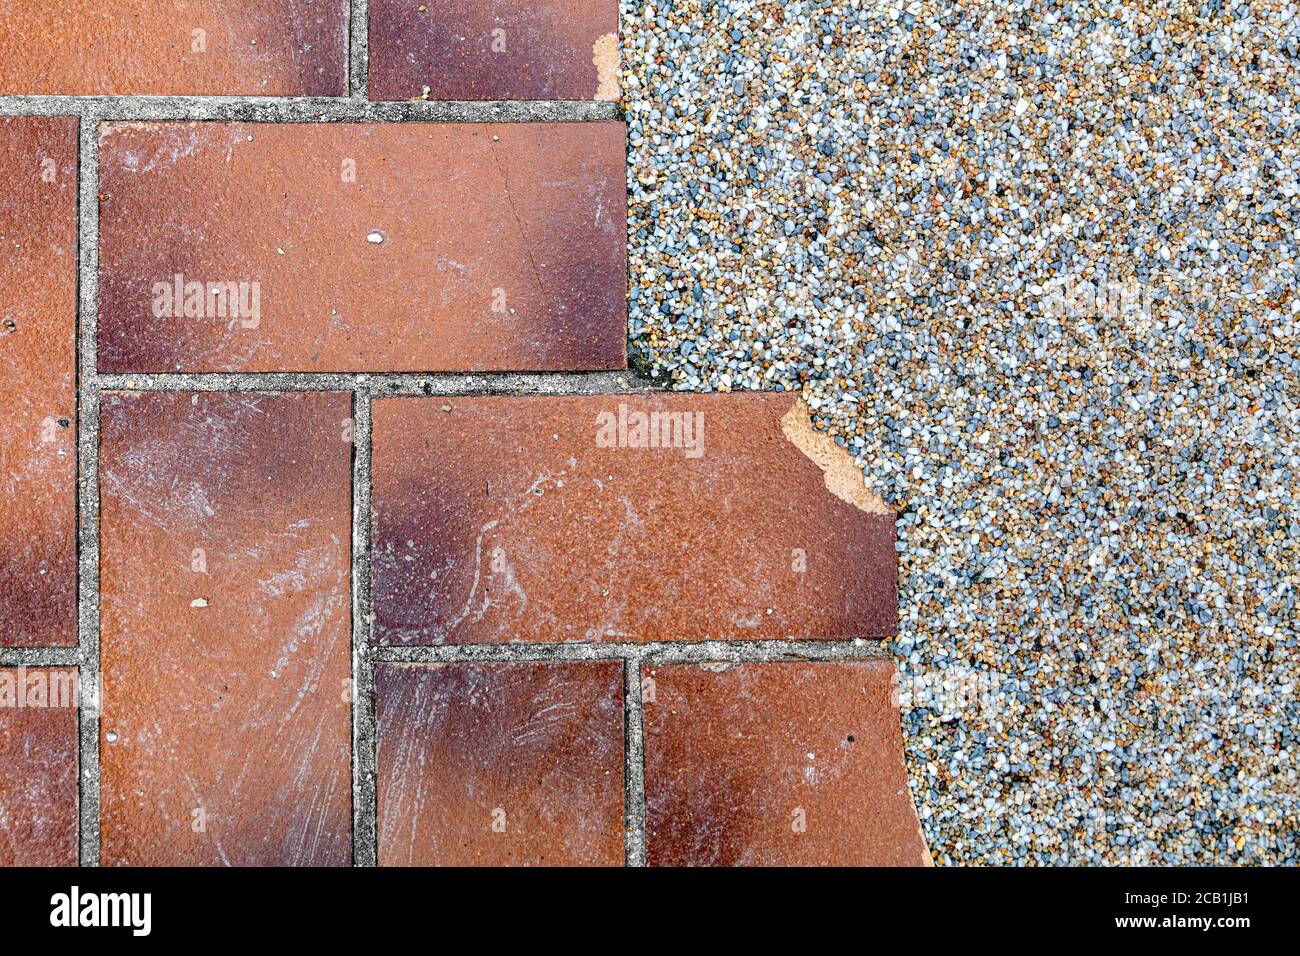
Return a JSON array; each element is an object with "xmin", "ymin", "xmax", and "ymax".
[
  {"xmin": 371, "ymin": 393, "xmax": 895, "ymax": 644},
  {"xmin": 0, "ymin": 667, "xmax": 79, "ymax": 866},
  {"xmin": 643, "ymin": 660, "xmax": 931, "ymax": 866},
  {"xmin": 97, "ymin": 122, "xmax": 626, "ymax": 373},
  {"xmin": 0, "ymin": 116, "xmax": 78, "ymax": 648},
  {"xmin": 0, "ymin": 2, "xmax": 347, "ymax": 96},
  {"xmin": 98, "ymin": 391, "xmax": 352, "ymax": 866},
  {"xmin": 369, "ymin": 0, "xmax": 620, "ymax": 102},
  {"xmin": 375, "ymin": 660, "xmax": 624, "ymax": 866}
]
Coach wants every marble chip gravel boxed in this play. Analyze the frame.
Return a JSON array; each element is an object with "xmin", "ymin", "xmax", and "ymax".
[{"xmin": 623, "ymin": 0, "xmax": 1299, "ymax": 864}]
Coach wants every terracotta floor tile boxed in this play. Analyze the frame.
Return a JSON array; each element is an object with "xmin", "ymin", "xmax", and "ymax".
[
  {"xmin": 643, "ymin": 660, "xmax": 931, "ymax": 866},
  {"xmin": 375, "ymin": 660, "xmax": 625, "ymax": 866},
  {"xmin": 97, "ymin": 122, "xmax": 626, "ymax": 373},
  {"xmin": 0, "ymin": 116, "xmax": 78, "ymax": 648},
  {"xmin": 371, "ymin": 393, "xmax": 895, "ymax": 644},
  {"xmin": 0, "ymin": 1, "xmax": 347, "ymax": 96},
  {"xmin": 98, "ymin": 392, "xmax": 352, "ymax": 866},
  {"xmin": 0, "ymin": 667, "xmax": 79, "ymax": 866},
  {"xmin": 369, "ymin": 0, "xmax": 620, "ymax": 102}
]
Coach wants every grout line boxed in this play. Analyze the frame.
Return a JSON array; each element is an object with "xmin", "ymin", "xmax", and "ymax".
[
  {"xmin": 0, "ymin": 97, "xmax": 618, "ymax": 124},
  {"xmin": 74, "ymin": 113, "xmax": 102, "ymax": 869},
  {"xmin": 624, "ymin": 656, "xmax": 646, "ymax": 867},
  {"xmin": 350, "ymin": 390, "xmax": 378, "ymax": 867},
  {"xmin": 370, "ymin": 640, "xmax": 891, "ymax": 664},
  {"xmin": 0, "ymin": 647, "xmax": 82, "ymax": 667},
  {"xmin": 349, "ymin": 0, "xmax": 369, "ymax": 100},
  {"xmin": 96, "ymin": 370, "xmax": 659, "ymax": 395}
]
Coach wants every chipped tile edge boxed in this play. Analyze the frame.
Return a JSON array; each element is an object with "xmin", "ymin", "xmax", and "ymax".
[
  {"xmin": 780, "ymin": 397, "xmax": 892, "ymax": 515},
  {"xmin": 593, "ymin": 33, "xmax": 620, "ymax": 102}
]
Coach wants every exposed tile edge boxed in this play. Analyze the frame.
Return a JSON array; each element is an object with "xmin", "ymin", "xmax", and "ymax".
[
  {"xmin": 593, "ymin": 33, "xmax": 620, "ymax": 102},
  {"xmin": 779, "ymin": 398, "xmax": 891, "ymax": 515}
]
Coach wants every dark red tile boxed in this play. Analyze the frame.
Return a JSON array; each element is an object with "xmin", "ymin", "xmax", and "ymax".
[
  {"xmin": 371, "ymin": 394, "xmax": 896, "ymax": 644},
  {"xmin": 98, "ymin": 122, "xmax": 626, "ymax": 373},
  {"xmin": 375, "ymin": 660, "xmax": 625, "ymax": 866},
  {"xmin": 643, "ymin": 660, "xmax": 931, "ymax": 866},
  {"xmin": 0, "ymin": 116, "xmax": 78, "ymax": 648},
  {"xmin": 369, "ymin": 0, "xmax": 620, "ymax": 102},
  {"xmin": 98, "ymin": 391, "xmax": 352, "ymax": 866},
  {"xmin": 0, "ymin": 667, "xmax": 79, "ymax": 866},
  {"xmin": 0, "ymin": 1, "xmax": 348, "ymax": 96}
]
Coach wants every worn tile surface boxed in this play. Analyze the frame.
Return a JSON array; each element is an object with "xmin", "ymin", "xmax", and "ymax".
[
  {"xmin": 98, "ymin": 122, "xmax": 626, "ymax": 373},
  {"xmin": 375, "ymin": 660, "xmax": 624, "ymax": 866},
  {"xmin": 98, "ymin": 392, "xmax": 352, "ymax": 866},
  {"xmin": 0, "ymin": 116, "xmax": 78, "ymax": 648},
  {"xmin": 0, "ymin": 1, "xmax": 348, "ymax": 96},
  {"xmin": 369, "ymin": 0, "xmax": 620, "ymax": 102},
  {"xmin": 643, "ymin": 660, "xmax": 931, "ymax": 866},
  {"xmin": 0, "ymin": 667, "xmax": 79, "ymax": 866},
  {"xmin": 371, "ymin": 393, "xmax": 895, "ymax": 644}
]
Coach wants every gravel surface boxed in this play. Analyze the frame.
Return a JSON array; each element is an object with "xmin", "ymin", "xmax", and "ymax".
[{"xmin": 623, "ymin": 0, "xmax": 1299, "ymax": 864}]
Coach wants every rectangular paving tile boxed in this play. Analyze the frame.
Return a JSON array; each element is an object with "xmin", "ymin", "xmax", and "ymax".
[
  {"xmin": 0, "ymin": 1, "xmax": 348, "ymax": 96},
  {"xmin": 0, "ymin": 667, "xmax": 79, "ymax": 866},
  {"xmin": 98, "ymin": 121, "xmax": 626, "ymax": 373},
  {"xmin": 643, "ymin": 660, "xmax": 931, "ymax": 866},
  {"xmin": 375, "ymin": 660, "xmax": 624, "ymax": 866},
  {"xmin": 371, "ymin": 393, "xmax": 896, "ymax": 644},
  {"xmin": 369, "ymin": 0, "xmax": 620, "ymax": 102},
  {"xmin": 98, "ymin": 391, "xmax": 352, "ymax": 866},
  {"xmin": 0, "ymin": 116, "xmax": 78, "ymax": 648}
]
